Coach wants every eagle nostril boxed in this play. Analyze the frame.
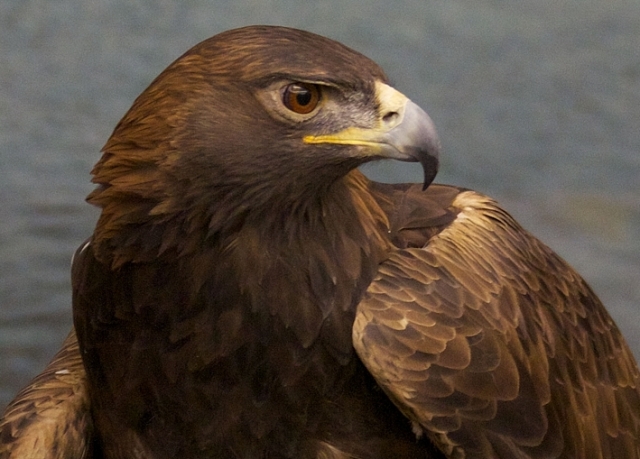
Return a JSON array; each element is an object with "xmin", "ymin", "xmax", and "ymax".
[{"xmin": 382, "ymin": 111, "xmax": 400, "ymax": 128}]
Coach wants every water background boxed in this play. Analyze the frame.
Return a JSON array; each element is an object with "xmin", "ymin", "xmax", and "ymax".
[{"xmin": 1, "ymin": 0, "xmax": 639, "ymax": 409}]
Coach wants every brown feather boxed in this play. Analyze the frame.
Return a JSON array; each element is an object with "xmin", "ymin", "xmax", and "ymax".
[
  {"xmin": 355, "ymin": 186, "xmax": 640, "ymax": 458},
  {"xmin": 0, "ymin": 331, "xmax": 93, "ymax": 459}
]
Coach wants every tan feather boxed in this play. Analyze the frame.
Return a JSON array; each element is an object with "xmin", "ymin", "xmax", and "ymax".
[
  {"xmin": 0, "ymin": 331, "xmax": 92, "ymax": 459},
  {"xmin": 355, "ymin": 186, "xmax": 640, "ymax": 458}
]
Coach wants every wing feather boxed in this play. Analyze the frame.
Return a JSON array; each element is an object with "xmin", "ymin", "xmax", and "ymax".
[
  {"xmin": 0, "ymin": 331, "xmax": 93, "ymax": 459},
  {"xmin": 355, "ymin": 185, "xmax": 640, "ymax": 458}
]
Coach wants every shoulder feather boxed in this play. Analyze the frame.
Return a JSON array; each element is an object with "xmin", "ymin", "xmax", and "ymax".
[{"xmin": 355, "ymin": 187, "xmax": 640, "ymax": 458}]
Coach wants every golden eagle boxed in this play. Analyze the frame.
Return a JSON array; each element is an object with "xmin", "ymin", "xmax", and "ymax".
[{"xmin": 1, "ymin": 25, "xmax": 639, "ymax": 459}]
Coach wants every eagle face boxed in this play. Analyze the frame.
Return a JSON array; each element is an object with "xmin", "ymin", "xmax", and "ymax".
[{"xmin": 90, "ymin": 26, "xmax": 439, "ymax": 260}]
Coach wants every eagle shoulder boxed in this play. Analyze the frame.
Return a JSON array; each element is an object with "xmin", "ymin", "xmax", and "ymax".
[{"xmin": 356, "ymin": 184, "xmax": 640, "ymax": 458}]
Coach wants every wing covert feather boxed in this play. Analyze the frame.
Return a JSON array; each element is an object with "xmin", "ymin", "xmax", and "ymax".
[
  {"xmin": 0, "ymin": 331, "xmax": 92, "ymax": 459},
  {"xmin": 355, "ymin": 186, "xmax": 640, "ymax": 459}
]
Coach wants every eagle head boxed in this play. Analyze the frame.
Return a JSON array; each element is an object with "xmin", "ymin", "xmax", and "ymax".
[{"xmin": 88, "ymin": 26, "xmax": 440, "ymax": 266}]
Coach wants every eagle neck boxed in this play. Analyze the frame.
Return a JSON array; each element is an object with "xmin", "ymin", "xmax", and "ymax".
[{"xmin": 220, "ymin": 170, "xmax": 391, "ymax": 351}]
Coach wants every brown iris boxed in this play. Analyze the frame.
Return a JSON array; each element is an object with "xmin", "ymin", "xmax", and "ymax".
[{"xmin": 282, "ymin": 83, "xmax": 321, "ymax": 114}]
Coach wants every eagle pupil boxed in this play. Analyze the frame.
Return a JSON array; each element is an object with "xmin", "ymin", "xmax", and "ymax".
[{"xmin": 296, "ymin": 89, "xmax": 312, "ymax": 106}]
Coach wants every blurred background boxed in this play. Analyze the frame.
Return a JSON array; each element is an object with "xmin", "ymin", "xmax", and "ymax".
[{"xmin": 1, "ymin": 0, "xmax": 638, "ymax": 409}]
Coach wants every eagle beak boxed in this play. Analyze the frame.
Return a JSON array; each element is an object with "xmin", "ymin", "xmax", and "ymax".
[{"xmin": 304, "ymin": 82, "xmax": 440, "ymax": 190}]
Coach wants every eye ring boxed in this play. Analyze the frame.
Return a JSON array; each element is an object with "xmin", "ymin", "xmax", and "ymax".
[{"xmin": 282, "ymin": 83, "xmax": 321, "ymax": 115}]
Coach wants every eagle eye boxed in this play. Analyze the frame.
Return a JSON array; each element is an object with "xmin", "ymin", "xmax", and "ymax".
[{"xmin": 282, "ymin": 83, "xmax": 320, "ymax": 114}]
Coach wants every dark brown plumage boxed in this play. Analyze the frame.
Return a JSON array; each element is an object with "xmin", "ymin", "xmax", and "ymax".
[{"xmin": 1, "ymin": 25, "xmax": 639, "ymax": 459}]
